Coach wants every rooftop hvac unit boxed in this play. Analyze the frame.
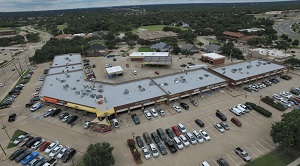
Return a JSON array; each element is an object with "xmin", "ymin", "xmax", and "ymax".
[
  {"xmin": 66, "ymin": 74, "xmax": 70, "ymax": 78},
  {"xmin": 267, "ymin": 61, "xmax": 271, "ymax": 64},
  {"xmin": 70, "ymin": 54, "xmax": 72, "ymax": 56},
  {"xmin": 149, "ymin": 81, "xmax": 154, "ymax": 86},
  {"xmin": 99, "ymin": 84, "xmax": 103, "ymax": 88},
  {"xmin": 71, "ymin": 87, "xmax": 76, "ymax": 90},
  {"xmin": 199, "ymin": 77, "xmax": 203, "ymax": 80},
  {"xmin": 138, "ymin": 85, "xmax": 141, "ymax": 88},
  {"xmin": 96, "ymin": 94, "xmax": 103, "ymax": 99},
  {"xmin": 159, "ymin": 83, "xmax": 164, "ymax": 87},
  {"xmin": 222, "ymin": 68, "xmax": 225, "ymax": 70},
  {"xmin": 263, "ymin": 63, "xmax": 266, "ymax": 65},
  {"xmin": 123, "ymin": 89, "xmax": 130, "ymax": 95},
  {"xmin": 75, "ymin": 91, "xmax": 80, "ymax": 95},
  {"xmin": 180, "ymin": 76, "xmax": 184, "ymax": 79},
  {"xmin": 61, "ymin": 79, "xmax": 66, "ymax": 83},
  {"xmin": 139, "ymin": 87, "xmax": 145, "ymax": 91},
  {"xmin": 164, "ymin": 83, "xmax": 168, "ymax": 86},
  {"xmin": 98, "ymin": 89, "xmax": 104, "ymax": 92},
  {"xmin": 86, "ymin": 89, "xmax": 92, "ymax": 92},
  {"xmin": 90, "ymin": 94, "xmax": 96, "ymax": 98},
  {"xmin": 238, "ymin": 68, "xmax": 242, "ymax": 71},
  {"xmin": 174, "ymin": 78, "xmax": 179, "ymax": 84},
  {"xmin": 231, "ymin": 69, "xmax": 237, "ymax": 73},
  {"xmin": 204, "ymin": 74, "xmax": 209, "ymax": 77}
]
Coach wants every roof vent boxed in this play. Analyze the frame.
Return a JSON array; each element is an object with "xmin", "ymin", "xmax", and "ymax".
[
  {"xmin": 246, "ymin": 72, "xmax": 249, "ymax": 74},
  {"xmin": 71, "ymin": 87, "xmax": 76, "ymax": 90},
  {"xmin": 263, "ymin": 63, "xmax": 266, "ymax": 65},
  {"xmin": 96, "ymin": 94, "xmax": 103, "ymax": 99},
  {"xmin": 231, "ymin": 69, "xmax": 237, "ymax": 73},
  {"xmin": 75, "ymin": 91, "xmax": 80, "ymax": 95},
  {"xmin": 238, "ymin": 68, "xmax": 242, "ymax": 71},
  {"xmin": 60, "ymin": 79, "xmax": 66, "ymax": 83},
  {"xmin": 66, "ymin": 74, "xmax": 70, "ymax": 78},
  {"xmin": 174, "ymin": 78, "xmax": 179, "ymax": 84},
  {"xmin": 159, "ymin": 83, "xmax": 164, "ymax": 87},
  {"xmin": 181, "ymin": 78, "xmax": 187, "ymax": 83},
  {"xmin": 164, "ymin": 83, "xmax": 168, "ymax": 86},
  {"xmin": 267, "ymin": 61, "xmax": 271, "ymax": 64},
  {"xmin": 223, "ymin": 71, "xmax": 226, "ymax": 74},
  {"xmin": 149, "ymin": 81, "xmax": 154, "ymax": 86},
  {"xmin": 222, "ymin": 68, "xmax": 225, "ymax": 70},
  {"xmin": 199, "ymin": 76, "xmax": 203, "ymax": 80},
  {"xmin": 204, "ymin": 74, "xmax": 209, "ymax": 77},
  {"xmin": 123, "ymin": 89, "xmax": 130, "ymax": 95},
  {"xmin": 77, "ymin": 79, "xmax": 80, "ymax": 82}
]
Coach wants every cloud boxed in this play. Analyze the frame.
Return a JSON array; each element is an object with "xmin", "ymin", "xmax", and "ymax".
[{"xmin": 0, "ymin": 0, "xmax": 293, "ymax": 12}]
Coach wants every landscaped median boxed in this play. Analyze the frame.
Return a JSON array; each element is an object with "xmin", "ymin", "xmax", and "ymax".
[
  {"xmin": 246, "ymin": 102, "xmax": 272, "ymax": 117},
  {"xmin": 261, "ymin": 96, "xmax": 287, "ymax": 111},
  {"xmin": 127, "ymin": 139, "xmax": 143, "ymax": 164},
  {"xmin": 7, "ymin": 129, "xmax": 27, "ymax": 149}
]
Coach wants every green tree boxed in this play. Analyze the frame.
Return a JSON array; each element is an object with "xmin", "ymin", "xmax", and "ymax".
[
  {"xmin": 127, "ymin": 40, "xmax": 136, "ymax": 48},
  {"xmin": 275, "ymin": 41, "xmax": 290, "ymax": 52},
  {"xmin": 83, "ymin": 142, "xmax": 115, "ymax": 166},
  {"xmin": 292, "ymin": 39, "xmax": 299, "ymax": 46},
  {"xmin": 172, "ymin": 45, "xmax": 181, "ymax": 55},
  {"xmin": 270, "ymin": 111, "xmax": 300, "ymax": 151}
]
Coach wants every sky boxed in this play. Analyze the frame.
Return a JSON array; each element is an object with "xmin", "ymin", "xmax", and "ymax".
[{"xmin": 0, "ymin": 0, "xmax": 294, "ymax": 12}]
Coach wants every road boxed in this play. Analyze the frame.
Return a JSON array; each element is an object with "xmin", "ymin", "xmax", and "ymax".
[
  {"xmin": 0, "ymin": 26, "xmax": 52, "ymax": 101},
  {"xmin": 273, "ymin": 19, "xmax": 300, "ymax": 40}
]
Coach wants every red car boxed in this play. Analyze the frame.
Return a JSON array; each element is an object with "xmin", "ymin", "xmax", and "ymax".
[
  {"xmin": 231, "ymin": 117, "xmax": 242, "ymax": 127},
  {"xmin": 172, "ymin": 126, "xmax": 182, "ymax": 136},
  {"xmin": 154, "ymin": 71, "xmax": 159, "ymax": 75},
  {"xmin": 39, "ymin": 141, "xmax": 50, "ymax": 151}
]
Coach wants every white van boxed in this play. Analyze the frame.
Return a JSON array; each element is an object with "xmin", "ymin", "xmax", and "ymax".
[
  {"xmin": 229, "ymin": 107, "xmax": 242, "ymax": 116},
  {"xmin": 235, "ymin": 104, "xmax": 247, "ymax": 113},
  {"xmin": 173, "ymin": 136, "xmax": 184, "ymax": 150},
  {"xmin": 112, "ymin": 119, "xmax": 119, "ymax": 128}
]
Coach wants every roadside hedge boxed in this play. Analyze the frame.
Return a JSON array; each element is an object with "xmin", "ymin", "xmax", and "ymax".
[
  {"xmin": 261, "ymin": 96, "xmax": 287, "ymax": 111},
  {"xmin": 246, "ymin": 102, "xmax": 272, "ymax": 117}
]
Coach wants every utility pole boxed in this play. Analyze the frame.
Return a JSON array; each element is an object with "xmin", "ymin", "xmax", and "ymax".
[
  {"xmin": 0, "ymin": 144, "xmax": 6, "ymax": 155},
  {"xmin": 2, "ymin": 125, "xmax": 11, "ymax": 140}
]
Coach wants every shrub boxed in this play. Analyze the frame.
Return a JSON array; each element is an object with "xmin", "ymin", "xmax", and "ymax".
[
  {"xmin": 133, "ymin": 150, "xmax": 141, "ymax": 161},
  {"xmin": 261, "ymin": 97, "xmax": 287, "ymax": 111},
  {"xmin": 246, "ymin": 102, "xmax": 272, "ymax": 117},
  {"xmin": 127, "ymin": 139, "xmax": 135, "ymax": 149}
]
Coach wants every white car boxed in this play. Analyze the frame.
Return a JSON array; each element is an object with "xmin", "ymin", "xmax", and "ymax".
[
  {"xmin": 158, "ymin": 109, "xmax": 166, "ymax": 116},
  {"xmin": 273, "ymin": 94, "xmax": 283, "ymax": 100},
  {"xmin": 150, "ymin": 108, "xmax": 158, "ymax": 117},
  {"xmin": 172, "ymin": 105, "xmax": 182, "ymax": 113},
  {"xmin": 199, "ymin": 130, "xmax": 210, "ymax": 141},
  {"xmin": 13, "ymin": 134, "xmax": 28, "ymax": 145},
  {"xmin": 144, "ymin": 110, "xmax": 152, "ymax": 120},
  {"xmin": 178, "ymin": 123, "xmax": 187, "ymax": 134},
  {"xmin": 173, "ymin": 136, "xmax": 184, "ymax": 149},
  {"xmin": 185, "ymin": 133, "xmax": 197, "ymax": 145},
  {"xmin": 192, "ymin": 130, "xmax": 204, "ymax": 143},
  {"xmin": 132, "ymin": 70, "xmax": 137, "ymax": 75},
  {"xmin": 62, "ymin": 115, "xmax": 70, "ymax": 122},
  {"xmin": 49, "ymin": 144, "xmax": 63, "ymax": 157},
  {"xmin": 149, "ymin": 143, "xmax": 159, "ymax": 158},
  {"xmin": 31, "ymin": 139, "xmax": 45, "ymax": 149},
  {"xmin": 32, "ymin": 93, "xmax": 39, "ymax": 97},
  {"xmin": 57, "ymin": 146, "xmax": 69, "ymax": 159},
  {"xmin": 0, "ymin": 82, "xmax": 4, "ymax": 87},
  {"xmin": 44, "ymin": 108, "xmax": 54, "ymax": 117},
  {"xmin": 280, "ymin": 91, "xmax": 293, "ymax": 98},
  {"xmin": 214, "ymin": 123, "xmax": 225, "ymax": 133},
  {"xmin": 280, "ymin": 99, "xmax": 292, "ymax": 108},
  {"xmin": 179, "ymin": 134, "xmax": 190, "ymax": 146},
  {"xmin": 237, "ymin": 104, "xmax": 249, "ymax": 113},
  {"xmin": 141, "ymin": 147, "xmax": 151, "ymax": 160},
  {"xmin": 45, "ymin": 141, "xmax": 59, "ymax": 153}
]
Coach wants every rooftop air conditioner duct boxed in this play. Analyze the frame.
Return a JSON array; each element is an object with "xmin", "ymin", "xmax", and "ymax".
[{"xmin": 123, "ymin": 89, "xmax": 130, "ymax": 95}]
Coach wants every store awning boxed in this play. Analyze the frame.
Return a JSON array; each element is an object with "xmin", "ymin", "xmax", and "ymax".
[
  {"xmin": 43, "ymin": 97, "xmax": 58, "ymax": 104},
  {"xmin": 96, "ymin": 108, "xmax": 115, "ymax": 117},
  {"xmin": 66, "ymin": 102, "xmax": 98, "ymax": 113}
]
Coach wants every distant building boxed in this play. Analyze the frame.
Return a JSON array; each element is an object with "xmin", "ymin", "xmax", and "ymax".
[
  {"xmin": 0, "ymin": 30, "xmax": 17, "ymax": 36},
  {"xmin": 238, "ymin": 28, "xmax": 265, "ymax": 33},
  {"xmin": 251, "ymin": 48, "xmax": 293, "ymax": 59},
  {"xmin": 106, "ymin": 66, "xmax": 123, "ymax": 79},
  {"xmin": 92, "ymin": 31, "xmax": 108, "ymax": 38},
  {"xmin": 223, "ymin": 31, "xmax": 245, "ymax": 40},
  {"xmin": 204, "ymin": 44, "xmax": 223, "ymax": 53},
  {"xmin": 238, "ymin": 35, "xmax": 259, "ymax": 44},
  {"xmin": 55, "ymin": 34, "xmax": 73, "ymax": 40},
  {"xmin": 86, "ymin": 44, "xmax": 108, "ymax": 56},
  {"xmin": 150, "ymin": 42, "xmax": 171, "ymax": 52},
  {"xmin": 129, "ymin": 52, "xmax": 169, "ymax": 61},
  {"xmin": 181, "ymin": 43, "xmax": 199, "ymax": 53},
  {"xmin": 201, "ymin": 53, "xmax": 225, "ymax": 65}
]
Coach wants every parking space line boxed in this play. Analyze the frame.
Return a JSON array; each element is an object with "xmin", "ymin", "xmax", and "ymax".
[
  {"xmin": 265, "ymin": 136, "xmax": 273, "ymax": 142},
  {"xmin": 255, "ymin": 141, "xmax": 269, "ymax": 152},
  {"xmin": 244, "ymin": 145, "xmax": 258, "ymax": 157},
  {"xmin": 124, "ymin": 119, "xmax": 129, "ymax": 127},
  {"xmin": 206, "ymin": 127, "xmax": 217, "ymax": 138},
  {"xmin": 185, "ymin": 123, "xmax": 195, "ymax": 131},
  {"xmin": 261, "ymin": 138, "xmax": 275, "ymax": 149},
  {"xmin": 211, "ymin": 158, "xmax": 218, "ymax": 165},
  {"xmin": 250, "ymin": 143, "xmax": 264, "ymax": 154},
  {"xmin": 226, "ymin": 153, "xmax": 239, "ymax": 166}
]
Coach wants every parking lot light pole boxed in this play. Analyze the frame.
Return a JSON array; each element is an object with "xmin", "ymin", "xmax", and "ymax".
[
  {"xmin": 0, "ymin": 144, "xmax": 6, "ymax": 155},
  {"xmin": 258, "ymin": 95, "xmax": 262, "ymax": 106},
  {"xmin": 2, "ymin": 125, "xmax": 11, "ymax": 140}
]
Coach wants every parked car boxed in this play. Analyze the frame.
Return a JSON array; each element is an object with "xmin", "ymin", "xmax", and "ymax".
[
  {"xmin": 201, "ymin": 161, "xmax": 211, "ymax": 166},
  {"xmin": 28, "ymin": 155, "xmax": 43, "ymax": 166},
  {"xmin": 15, "ymin": 150, "xmax": 31, "ymax": 162},
  {"xmin": 216, "ymin": 110, "xmax": 227, "ymax": 121},
  {"xmin": 66, "ymin": 115, "xmax": 78, "ymax": 124},
  {"xmin": 179, "ymin": 134, "xmax": 190, "ymax": 146},
  {"xmin": 57, "ymin": 146, "xmax": 69, "ymax": 159},
  {"xmin": 13, "ymin": 134, "xmax": 29, "ymax": 145},
  {"xmin": 141, "ymin": 147, "xmax": 151, "ymax": 160},
  {"xmin": 135, "ymin": 136, "xmax": 144, "ymax": 148},
  {"xmin": 229, "ymin": 107, "xmax": 242, "ymax": 116},
  {"xmin": 172, "ymin": 105, "xmax": 182, "ymax": 113},
  {"xmin": 143, "ymin": 132, "xmax": 153, "ymax": 145},
  {"xmin": 21, "ymin": 136, "xmax": 34, "ymax": 147},
  {"xmin": 235, "ymin": 147, "xmax": 252, "ymax": 162},
  {"xmin": 199, "ymin": 130, "xmax": 210, "ymax": 141},
  {"xmin": 39, "ymin": 142, "xmax": 50, "ymax": 151},
  {"xmin": 231, "ymin": 117, "xmax": 242, "ymax": 127},
  {"xmin": 214, "ymin": 123, "xmax": 225, "ymax": 133},
  {"xmin": 157, "ymin": 142, "xmax": 168, "ymax": 155},
  {"xmin": 9, "ymin": 148, "xmax": 27, "ymax": 160},
  {"xmin": 45, "ymin": 141, "xmax": 59, "ymax": 153},
  {"xmin": 149, "ymin": 143, "xmax": 159, "ymax": 157},
  {"xmin": 31, "ymin": 139, "xmax": 45, "ymax": 149},
  {"xmin": 190, "ymin": 100, "xmax": 199, "ymax": 106},
  {"xmin": 43, "ymin": 108, "xmax": 54, "ymax": 117},
  {"xmin": 131, "ymin": 114, "xmax": 140, "ymax": 124},
  {"xmin": 195, "ymin": 119, "xmax": 205, "ymax": 127},
  {"xmin": 243, "ymin": 87, "xmax": 252, "ymax": 92},
  {"xmin": 154, "ymin": 71, "xmax": 160, "ymax": 75},
  {"xmin": 192, "ymin": 130, "xmax": 204, "ymax": 143},
  {"xmin": 158, "ymin": 109, "xmax": 166, "ymax": 116},
  {"xmin": 150, "ymin": 108, "xmax": 159, "ymax": 117},
  {"xmin": 178, "ymin": 123, "xmax": 187, "ymax": 133},
  {"xmin": 50, "ymin": 108, "xmax": 62, "ymax": 117},
  {"xmin": 62, "ymin": 115, "xmax": 70, "ymax": 122},
  {"xmin": 83, "ymin": 121, "xmax": 91, "ymax": 129},
  {"xmin": 59, "ymin": 112, "xmax": 69, "ymax": 120},
  {"xmin": 49, "ymin": 145, "xmax": 63, "ymax": 158},
  {"xmin": 144, "ymin": 110, "xmax": 152, "ymax": 120},
  {"xmin": 186, "ymin": 132, "xmax": 197, "ymax": 145},
  {"xmin": 280, "ymin": 75, "xmax": 292, "ymax": 80},
  {"xmin": 220, "ymin": 122, "xmax": 230, "ymax": 130},
  {"xmin": 217, "ymin": 158, "xmax": 230, "ymax": 166},
  {"xmin": 165, "ymin": 128, "xmax": 175, "ymax": 139},
  {"xmin": 172, "ymin": 126, "xmax": 182, "ymax": 136},
  {"xmin": 180, "ymin": 102, "xmax": 189, "ymax": 110},
  {"xmin": 21, "ymin": 151, "xmax": 39, "ymax": 165},
  {"xmin": 164, "ymin": 139, "xmax": 177, "ymax": 153},
  {"xmin": 61, "ymin": 148, "xmax": 76, "ymax": 163},
  {"xmin": 26, "ymin": 137, "xmax": 42, "ymax": 148},
  {"xmin": 30, "ymin": 102, "xmax": 43, "ymax": 112},
  {"xmin": 157, "ymin": 128, "xmax": 167, "ymax": 141},
  {"xmin": 151, "ymin": 132, "xmax": 161, "ymax": 144}
]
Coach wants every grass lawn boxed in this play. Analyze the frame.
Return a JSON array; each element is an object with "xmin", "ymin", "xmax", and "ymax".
[
  {"xmin": 57, "ymin": 24, "xmax": 68, "ymax": 31},
  {"xmin": 0, "ymin": 27, "xmax": 11, "ymax": 30},
  {"xmin": 245, "ymin": 148, "xmax": 300, "ymax": 166},
  {"xmin": 7, "ymin": 129, "xmax": 27, "ymax": 149},
  {"xmin": 132, "ymin": 25, "xmax": 189, "ymax": 33},
  {"xmin": 77, "ymin": 159, "xmax": 84, "ymax": 166},
  {"xmin": 90, "ymin": 41, "xmax": 105, "ymax": 45},
  {"xmin": 138, "ymin": 47, "xmax": 152, "ymax": 52}
]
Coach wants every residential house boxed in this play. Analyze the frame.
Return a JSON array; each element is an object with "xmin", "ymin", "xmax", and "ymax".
[
  {"xmin": 223, "ymin": 31, "xmax": 245, "ymax": 40},
  {"xmin": 204, "ymin": 44, "xmax": 223, "ymax": 53},
  {"xmin": 150, "ymin": 42, "xmax": 171, "ymax": 52},
  {"xmin": 181, "ymin": 43, "xmax": 199, "ymax": 53},
  {"xmin": 86, "ymin": 44, "xmax": 108, "ymax": 56},
  {"xmin": 238, "ymin": 35, "xmax": 259, "ymax": 44},
  {"xmin": 92, "ymin": 31, "xmax": 108, "ymax": 38}
]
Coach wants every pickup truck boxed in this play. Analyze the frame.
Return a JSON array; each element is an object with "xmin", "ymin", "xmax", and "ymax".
[
  {"xmin": 42, "ymin": 158, "xmax": 57, "ymax": 166},
  {"xmin": 235, "ymin": 147, "xmax": 251, "ymax": 162}
]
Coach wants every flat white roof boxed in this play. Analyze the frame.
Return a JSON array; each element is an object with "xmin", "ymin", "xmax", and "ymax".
[
  {"xmin": 202, "ymin": 53, "xmax": 225, "ymax": 60},
  {"xmin": 252, "ymin": 48, "xmax": 293, "ymax": 59},
  {"xmin": 213, "ymin": 59, "xmax": 286, "ymax": 81},
  {"xmin": 48, "ymin": 64, "xmax": 83, "ymax": 75},
  {"xmin": 130, "ymin": 52, "xmax": 169, "ymax": 57},
  {"xmin": 106, "ymin": 66, "xmax": 123, "ymax": 74},
  {"xmin": 152, "ymin": 69, "xmax": 226, "ymax": 95},
  {"xmin": 51, "ymin": 54, "xmax": 82, "ymax": 67}
]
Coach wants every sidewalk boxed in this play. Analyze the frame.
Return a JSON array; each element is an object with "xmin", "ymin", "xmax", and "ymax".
[{"xmin": 287, "ymin": 157, "xmax": 300, "ymax": 166}]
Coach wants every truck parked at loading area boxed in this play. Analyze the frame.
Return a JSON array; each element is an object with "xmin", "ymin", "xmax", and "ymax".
[{"xmin": 235, "ymin": 147, "xmax": 251, "ymax": 162}]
